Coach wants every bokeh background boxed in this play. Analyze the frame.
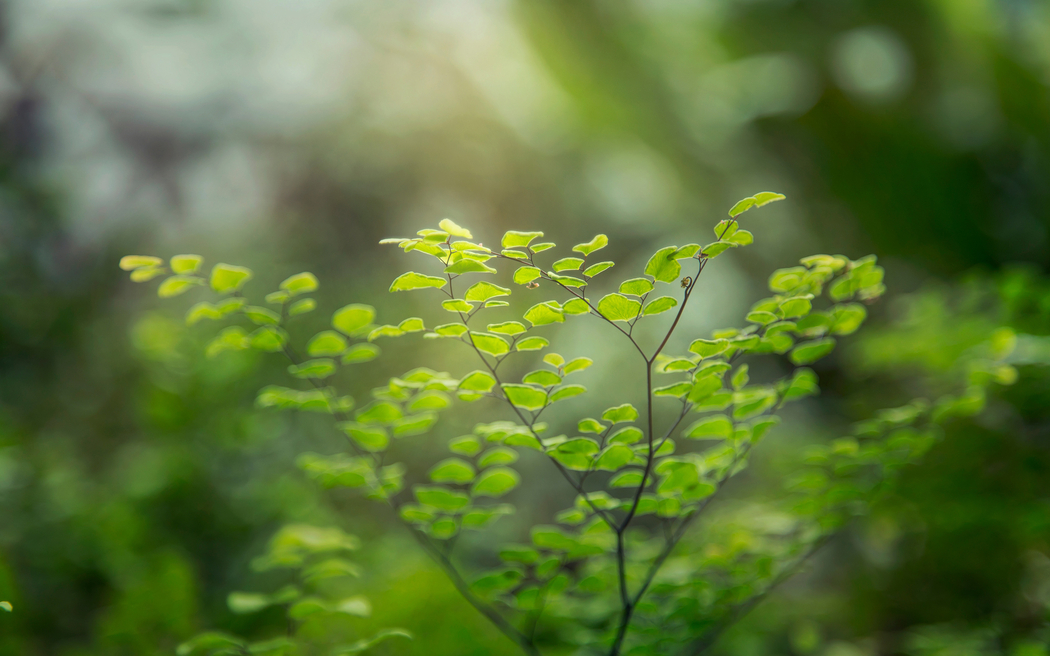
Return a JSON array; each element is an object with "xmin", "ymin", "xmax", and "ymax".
[{"xmin": 2, "ymin": 0, "xmax": 1050, "ymax": 654}]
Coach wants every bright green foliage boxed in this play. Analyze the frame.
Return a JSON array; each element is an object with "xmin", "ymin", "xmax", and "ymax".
[
  {"xmin": 177, "ymin": 524, "xmax": 410, "ymax": 656},
  {"xmin": 123, "ymin": 193, "xmax": 1018, "ymax": 656}
]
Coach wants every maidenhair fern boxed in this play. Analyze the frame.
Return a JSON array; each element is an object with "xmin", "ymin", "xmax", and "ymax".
[{"xmin": 121, "ymin": 193, "xmax": 1016, "ymax": 655}]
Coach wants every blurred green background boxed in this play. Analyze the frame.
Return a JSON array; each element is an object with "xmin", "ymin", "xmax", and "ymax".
[{"xmin": 1, "ymin": 0, "xmax": 1050, "ymax": 654}]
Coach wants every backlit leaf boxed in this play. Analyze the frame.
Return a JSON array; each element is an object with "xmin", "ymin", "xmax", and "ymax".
[
  {"xmin": 280, "ymin": 272, "xmax": 319, "ymax": 296},
  {"xmin": 472, "ymin": 467, "xmax": 520, "ymax": 497},
  {"xmin": 644, "ymin": 246, "xmax": 681, "ymax": 283},
  {"xmin": 598, "ymin": 293, "xmax": 641, "ymax": 322},
  {"xmin": 573, "ymin": 234, "xmax": 609, "ymax": 256},
  {"xmin": 390, "ymin": 272, "xmax": 447, "ymax": 292},
  {"xmin": 210, "ymin": 264, "xmax": 253, "ymax": 293}
]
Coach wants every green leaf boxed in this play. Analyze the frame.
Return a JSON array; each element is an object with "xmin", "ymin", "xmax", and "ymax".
[
  {"xmin": 120, "ymin": 255, "xmax": 163, "ymax": 270},
  {"xmin": 390, "ymin": 272, "xmax": 447, "ymax": 292},
  {"xmin": 502, "ymin": 231, "xmax": 544, "ymax": 249},
  {"xmin": 583, "ymin": 261, "xmax": 614, "ymax": 278},
  {"xmin": 829, "ymin": 303, "xmax": 866, "ymax": 335},
  {"xmin": 552, "ymin": 257, "xmax": 583, "ymax": 272},
  {"xmin": 399, "ymin": 317, "xmax": 425, "ymax": 333},
  {"xmin": 523, "ymin": 370, "xmax": 561, "ymax": 386},
  {"xmin": 499, "ymin": 545, "xmax": 538, "ymax": 564},
  {"xmin": 654, "ymin": 382, "xmax": 691, "ymax": 397},
  {"xmin": 780, "ymin": 296, "xmax": 813, "ymax": 318},
  {"xmin": 754, "ymin": 191, "xmax": 786, "ymax": 206},
  {"xmin": 513, "ymin": 266, "xmax": 542, "ymax": 285},
  {"xmin": 531, "ymin": 526, "xmax": 577, "ymax": 551},
  {"xmin": 289, "ymin": 298, "xmax": 316, "ymax": 316},
  {"xmin": 343, "ymin": 343, "xmax": 380, "ymax": 364},
  {"xmin": 598, "ymin": 293, "xmax": 641, "ymax": 322},
  {"xmin": 595, "ymin": 445, "xmax": 635, "ymax": 471},
  {"xmin": 459, "ymin": 371, "xmax": 497, "ymax": 392},
  {"xmin": 685, "ymin": 414, "xmax": 733, "ymax": 439},
  {"xmin": 563, "ymin": 298, "xmax": 590, "ymax": 315},
  {"xmin": 643, "ymin": 296, "xmax": 678, "ymax": 316},
  {"xmin": 472, "ymin": 467, "xmax": 520, "ymax": 497},
  {"xmin": 609, "ymin": 471, "xmax": 643, "ymax": 488},
  {"xmin": 430, "ymin": 458, "xmax": 476, "ymax": 484},
  {"xmin": 334, "ymin": 629, "xmax": 413, "ymax": 655},
  {"xmin": 170, "ymin": 254, "xmax": 203, "ymax": 274},
  {"xmin": 552, "ymin": 438, "xmax": 599, "ymax": 470},
  {"xmin": 619, "ymin": 278, "xmax": 654, "ymax": 296},
  {"xmin": 733, "ymin": 388, "xmax": 778, "ymax": 420},
  {"xmin": 158, "ymin": 275, "xmax": 203, "ymax": 298},
  {"xmin": 249, "ymin": 327, "xmax": 287, "ymax": 352},
  {"xmin": 367, "ymin": 325, "xmax": 404, "ymax": 341},
  {"xmin": 434, "ymin": 323, "xmax": 468, "ymax": 338},
  {"xmin": 516, "ymin": 336, "xmax": 549, "ymax": 351},
  {"xmin": 469, "ymin": 332, "xmax": 510, "ymax": 356},
  {"xmin": 243, "ymin": 306, "xmax": 279, "ymax": 325},
  {"xmin": 550, "ymin": 385, "xmax": 586, "ymax": 402},
  {"xmin": 393, "ymin": 412, "xmax": 438, "ymax": 436},
  {"xmin": 609, "ymin": 426, "xmax": 643, "ymax": 444},
  {"xmin": 442, "ymin": 299, "xmax": 473, "ymax": 313},
  {"xmin": 689, "ymin": 338, "xmax": 730, "ymax": 358},
  {"xmin": 449, "ymin": 436, "xmax": 481, "ymax": 456},
  {"xmin": 333, "ymin": 304, "xmax": 376, "ymax": 336},
  {"xmin": 227, "ymin": 592, "xmax": 275, "ymax": 614},
  {"xmin": 415, "ymin": 486, "xmax": 470, "ymax": 511},
  {"xmin": 675, "ymin": 243, "xmax": 702, "ymax": 259},
  {"xmin": 790, "ymin": 338, "xmax": 836, "ymax": 364},
  {"xmin": 728, "ymin": 230, "xmax": 754, "ymax": 246},
  {"xmin": 478, "ymin": 447, "xmax": 519, "ymax": 468},
  {"xmin": 340, "ymin": 422, "xmax": 389, "ymax": 451},
  {"xmin": 602, "ymin": 404, "xmax": 638, "ymax": 423},
  {"xmin": 714, "ymin": 219, "xmax": 739, "ymax": 240},
  {"xmin": 729, "ymin": 197, "xmax": 755, "ymax": 217},
  {"xmin": 289, "ymin": 359, "xmax": 336, "ymax": 379},
  {"xmin": 701, "ymin": 241, "xmax": 735, "ymax": 258},
  {"xmin": 186, "ymin": 302, "xmax": 219, "ymax": 325},
  {"xmin": 130, "ymin": 266, "xmax": 166, "ymax": 282},
  {"xmin": 280, "ymin": 272, "xmax": 319, "ymax": 296},
  {"xmin": 177, "ymin": 632, "xmax": 244, "ymax": 655},
  {"xmin": 578, "ymin": 419, "xmax": 603, "ymax": 433},
  {"xmin": 488, "ymin": 321, "xmax": 526, "ymax": 335},
  {"xmin": 543, "ymin": 353, "xmax": 565, "ymax": 367},
  {"xmin": 210, "ymin": 264, "xmax": 253, "ymax": 293},
  {"xmin": 502, "ymin": 249, "xmax": 528, "ymax": 259},
  {"xmin": 408, "ymin": 391, "xmax": 449, "ymax": 412},
  {"xmin": 573, "ymin": 234, "xmax": 609, "ymax": 256},
  {"xmin": 531, "ymin": 242, "xmax": 555, "ymax": 253},
  {"xmin": 439, "ymin": 218, "xmax": 472, "ymax": 239},
  {"xmin": 503, "ymin": 384, "xmax": 547, "ymax": 411},
  {"xmin": 644, "ymin": 246, "xmax": 681, "ymax": 283},
  {"xmin": 355, "ymin": 401, "xmax": 402, "ymax": 424},
  {"xmin": 768, "ymin": 266, "xmax": 807, "ymax": 293},
  {"xmin": 731, "ymin": 364, "xmax": 750, "ymax": 389},
  {"xmin": 547, "ymin": 272, "xmax": 586, "ymax": 288},
  {"xmin": 524, "ymin": 302, "xmax": 564, "ymax": 327},
  {"xmin": 466, "ymin": 281, "xmax": 511, "ymax": 302},
  {"xmin": 446, "ymin": 259, "xmax": 496, "ymax": 275},
  {"xmin": 729, "ymin": 191, "xmax": 785, "ymax": 218},
  {"xmin": 563, "ymin": 357, "xmax": 593, "ymax": 374}
]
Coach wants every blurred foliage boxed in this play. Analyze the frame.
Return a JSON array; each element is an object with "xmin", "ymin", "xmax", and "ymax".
[{"xmin": 0, "ymin": 0, "xmax": 1049, "ymax": 654}]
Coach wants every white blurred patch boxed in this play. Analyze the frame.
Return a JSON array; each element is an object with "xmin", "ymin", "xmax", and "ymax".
[
  {"xmin": 931, "ymin": 85, "xmax": 1001, "ymax": 150},
  {"xmin": 585, "ymin": 140, "xmax": 682, "ymax": 227},
  {"xmin": 687, "ymin": 53, "xmax": 821, "ymax": 148},
  {"xmin": 831, "ymin": 27, "xmax": 913, "ymax": 104}
]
